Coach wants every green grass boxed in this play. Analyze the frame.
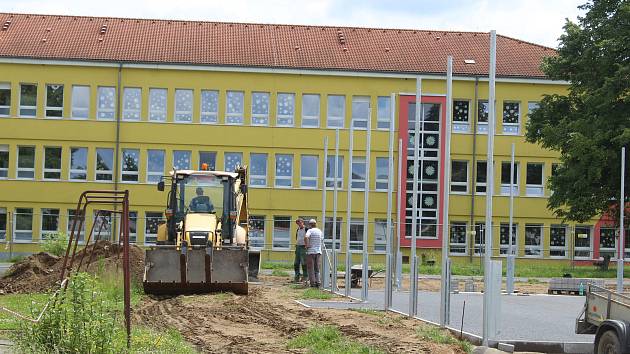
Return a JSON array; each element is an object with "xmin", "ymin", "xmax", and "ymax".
[
  {"xmin": 128, "ymin": 326, "xmax": 196, "ymax": 354},
  {"xmin": 261, "ymin": 262, "xmax": 293, "ymax": 270},
  {"xmin": 0, "ymin": 293, "xmax": 49, "ymax": 331},
  {"xmin": 271, "ymin": 269, "xmax": 290, "ymax": 277},
  {"xmin": 416, "ymin": 326, "xmax": 473, "ymax": 353},
  {"xmin": 8, "ymin": 255, "xmax": 25, "ymax": 263},
  {"xmin": 350, "ymin": 308, "xmax": 383, "ymax": 316},
  {"xmin": 288, "ymin": 325, "xmax": 383, "ymax": 354},
  {"xmin": 300, "ymin": 288, "xmax": 334, "ymax": 300}
]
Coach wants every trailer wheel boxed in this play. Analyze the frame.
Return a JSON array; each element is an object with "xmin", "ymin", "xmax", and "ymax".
[{"xmin": 597, "ymin": 329, "xmax": 621, "ymax": 354}]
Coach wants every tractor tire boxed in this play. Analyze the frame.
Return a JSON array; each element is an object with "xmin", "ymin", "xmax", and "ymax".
[{"xmin": 597, "ymin": 329, "xmax": 621, "ymax": 354}]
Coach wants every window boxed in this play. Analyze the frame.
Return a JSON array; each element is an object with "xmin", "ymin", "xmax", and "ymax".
[
  {"xmin": 272, "ymin": 216, "xmax": 290, "ymax": 249},
  {"xmin": 0, "ymin": 83, "xmax": 10, "ymax": 116},
  {"xmin": 144, "ymin": 212, "xmax": 163, "ymax": 245},
  {"xmin": 45, "ymin": 84, "xmax": 63, "ymax": 118},
  {"xmin": 324, "ymin": 217, "xmax": 342, "ymax": 250},
  {"xmin": 325, "ymin": 156, "xmax": 344, "ymax": 188},
  {"xmin": 41, "ymin": 208, "xmax": 60, "ymax": 239},
  {"xmin": 453, "ymin": 100, "xmax": 470, "ymax": 132},
  {"xmin": 300, "ymin": 155, "xmax": 318, "ymax": 188},
  {"xmin": 351, "ymin": 157, "xmax": 366, "ymax": 190},
  {"xmin": 477, "ymin": 100, "xmax": 488, "ymax": 133},
  {"xmin": 147, "ymin": 150, "xmax": 164, "ymax": 183},
  {"xmin": 327, "ymin": 95, "xmax": 345, "ymax": 128},
  {"xmin": 70, "ymin": 147, "xmax": 88, "ymax": 180},
  {"xmin": 95, "ymin": 148, "xmax": 114, "ymax": 181},
  {"xmin": 502, "ymin": 101, "xmax": 520, "ymax": 134},
  {"xmin": 251, "ymin": 92, "xmax": 270, "ymax": 125},
  {"xmin": 476, "ymin": 161, "xmax": 487, "ymax": 194},
  {"xmin": 43, "ymin": 147, "xmax": 62, "ymax": 180},
  {"xmin": 173, "ymin": 150, "xmax": 191, "ymax": 170},
  {"xmin": 449, "ymin": 222, "xmax": 467, "ymax": 254},
  {"xmin": 67, "ymin": 209, "xmax": 85, "ymax": 242},
  {"xmin": 200, "ymin": 90, "xmax": 218, "ymax": 123},
  {"xmin": 175, "ymin": 89, "xmax": 193, "ymax": 122},
  {"xmin": 14, "ymin": 208, "xmax": 33, "ymax": 242},
  {"xmin": 526, "ymin": 163, "xmax": 544, "ymax": 196},
  {"xmin": 351, "ymin": 96, "xmax": 369, "ymax": 129},
  {"xmin": 375, "ymin": 157, "xmax": 389, "ymax": 191},
  {"xmin": 301, "ymin": 94, "xmax": 320, "ymax": 127},
  {"xmin": 550, "ymin": 225, "xmax": 567, "ymax": 258},
  {"xmin": 128, "ymin": 211, "xmax": 138, "ymax": 243},
  {"xmin": 199, "ymin": 151, "xmax": 216, "ymax": 171},
  {"xmin": 276, "ymin": 93, "xmax": 295, "ymax": 126},
  {"xmin": 527, "ymin": 102, "xmax": 540, "ymax": 120},
  {"xmin": 19, "ymin": 84, "xmax": 37, "ymax": 117},
  {"xmin": 149, "ymin": 88, "xmax": 167, "ymax": 122},
  {"xmin": 224, "ymin": 152, "xmax": 242, "ymax": 172},
  {"xmin": 250, "ymin": 153, "xmax": 268, "ymax": 187},
  {"xmin": 97, "ymin": 86, "xmax": 116, "ymax": 120},
  {"xmin": 71, "ymin": 86, "xmax": 90, "ymax": 119},
  {"xmin": 599, "ymin": 227, "xmax": 616, "ymax": 259},
  {"xmin": 574, "ymin": 226, "xmax": 592, "ymax": 259},
  {"xmin": 248, "ymin": 215, "xmax": 265, "ymax": 249},
  {"xmin": 500, "ymin": 162, "xmax": 519, "ymax": 195},
  {"xmin": 17, "ymin": 146, "xmax": 35, "ymax": 179},
  {"xmin": 121, "ymin": 149, "xmax": 139, "ymax": 182},
  {"xmin": 376, "ymin": 96, "xmax": 391, "ymax": 130},
  {"xmin": 226, "ymin": 91, "xmax": 244, "ymax": 124},
  {"xmin": 374, "ymin": 219, "xmax": 389, "ymax": 252},
  {"xmin": 349, "ymin": 219, "xmax": 364, "ymax": 251},
  {"xmin": 499, "ymin": 223, "xmax": 518, "ymax": 255},
  {"xmin": 93, "ymin": 211, "xmax": 112, "ymax": 240},
  {"xmin": 122, "ymin": 87, "xmax": 141, "ymax": 121},
  {"xmin": 524, "ymin": 224, "xmax": 543, "ymax": 257},
  {"xmin": 0, "ymin": 145, "xmax": 7, "ymax": 178},
  {"xmin": 275, "ymin": 154, "xmax": 293, "ymax": 188},
  {"xmin": 451, "ymin": 160, "xmax": 468, "ymax": 193},
  {"xmin": 0, "ymin": 208, "xmax": 6, "ymax": 239}
]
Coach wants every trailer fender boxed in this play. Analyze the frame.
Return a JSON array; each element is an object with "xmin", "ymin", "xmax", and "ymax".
[{"xmin": 595, "ymin": 320, "xmax": 630, "ymax": 354}]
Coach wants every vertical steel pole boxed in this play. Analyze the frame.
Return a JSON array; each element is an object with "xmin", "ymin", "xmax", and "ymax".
[
  {"xmin": 396, "ymin": 138, "xmax": 403, "ymax": 290},
  {"xmin": 321, "ymin": 136, "xmax": 329, "ymax": 290},
  {"xmin": 361, "ymin": 109, "xmax": 372, "ymax": 301},
  {"xmin": 122, "ymin": 193, "xmax": 131, "ymax": 349},
  {"xmin": 507, "ymin": 143, "xmax": 516, "ymax": 294},
  {"xmin": 332, "ymin": 130, "xmax": 340, "ymax": 291},
  {"xmin": 440, "ymin": 56, "xmax": 453, "ymax": 326},
  {"xmin": 409, "ymin": 77, "xmax": 421, "ymax": 317},
  {"xmin": 482, "ymin": 30, "xmax": 497, "ymax": 346},
  {"xmin": 385, "ymin": 93, "xmax": 396, "ymax": 309},
  {"xmin": 345, "ymin": 124, "xmax": 355, "ymax": 297},
  {"xmin": 618, "ymin": 147, "xmax": 626, "ymax": 293}
]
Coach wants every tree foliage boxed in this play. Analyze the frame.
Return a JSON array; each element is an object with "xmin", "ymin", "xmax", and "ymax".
[{"xmin": 525, "ymin": 0, "xmax": 630, "ymax": 222}]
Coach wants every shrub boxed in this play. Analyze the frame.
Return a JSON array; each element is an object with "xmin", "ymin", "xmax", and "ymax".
[{"xmin": 41, "ymin": 231, "xmax": 69, "ymax": 257}]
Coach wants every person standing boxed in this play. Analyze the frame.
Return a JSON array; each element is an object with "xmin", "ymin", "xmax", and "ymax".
[
  {"xmin": 304, "ymin": 219, "xmax": 323, "ymax": 288},
  {"xmin": 293, "ymin": 218, "xmax": 308, "ymax": 283}
]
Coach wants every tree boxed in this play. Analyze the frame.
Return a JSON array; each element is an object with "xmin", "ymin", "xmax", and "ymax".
[{"xmin": 525, "ymin": 0, "xmax": 630, "ymax": 223}]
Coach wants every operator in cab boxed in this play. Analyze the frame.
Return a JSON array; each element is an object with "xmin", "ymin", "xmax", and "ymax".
[{"xmin": 189, "ymin": 187, "xmax": 214, "ymax": 213}]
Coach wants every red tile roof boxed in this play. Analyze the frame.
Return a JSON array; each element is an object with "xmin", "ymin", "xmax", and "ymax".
[{"xmin": 0, "ymin": 13, "xmax": 556, "ymax": 78}]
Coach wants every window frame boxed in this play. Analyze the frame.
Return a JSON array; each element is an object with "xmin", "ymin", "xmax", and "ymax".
[
  {"xmin": 502, "ymin": 101, "xmax": 521, "ymax": 135},
  {"xmin": 45, "ymin": 84, "xmax": 64, "ymax": 119},
  {"xmin": 19, "ymin": 83, "xmax": 37, "ymax": 118},
  {"xmin": 301, "ymin": 94, "xmax": 320, "ymax": 128},
  {"xmin": 198, "ymin": 151, "xmax": 217, "ymax": 171},
  {"xmin": 327, "ymin": 94, "xmax": 346, "ymax": 129},
  {"xmin": 200, "ymin": 89, "xmax": 219, "ymax": 124},
  {"xmin": 475, "ymin": 161, "xmax": 487, "ymax": 194},
  {"xmin": 248, "ymin": 215, "xmax": 266, "ymax": 250},
  {"xmin": 144, "ymin": 211, "xmax": 164, "ymax": 245},
  {"xmin": 349, "ymin": 218, "xmax": 364, "ymax": 252},
  {"xmin": 122, "ymin": 87, "xmax": 142, "ymax": 121},
  {"xmin": 249, "ymin": 153, "xmax": 268, "ymax": 187},
  {"xmin": 226, "ymin": 90, "xmax": 244, "ymax": 125},
  {"xmin": 376, "ymin": 96, "xmax": 391, "ymax": 130},
  {"xmin": 148, "ymin": 88, "xmax": 167, "ymax": 122},
  {"xmin": 14, "ymin": 208, "xmax": 34, "ymax": 243},
  {"xmin": 71, "ymin": 85, "xmax": 90, "ymax": 120},
  {"xmin": 300, "ymin": 155, "xmax": 318, "ymax": 189},
  {"xmin": 272, "ymin": 216, "xmax": 291, "ymax": 250},
  {"xmin": 43, "ymin": 146, "xmax": 62, "ymax": 180},
  {"xmin": 500, "ymin": 161, "xmax": 519, "ymax": 196},
  {"xmin": 351, "ymin": 95, "xmax": 369, "ymax": 130},
  {"xmin": 449, "ymin": 221, "xmax": 468, "ymax": 255},
  {"xmin": 499, "ymin": 223, "xmax": 518, "ymax": 256},
  {"xmin": 375, "ymin": 157, "xmax": 389, "ymax": 191},
  {"xmin": 275, "ymin": 154, "xmax": 293, "ymax": 188},
  {"xmin": 96, "ymin": 86, "xmax": 116, "ymax": 121},
  {"xmin": 95, "ymin": 148, "xmax": 114, "ymax": 182},
  {"xmin": 67, "ymin": 209, "xmax": 86, "ymax": 242},
  {"xmin": 174, "ymin": 89, "xmax": 193, "ymax": 123},
  {"xmin": 450, "ymin": 160, "xmax": 469, "ymax": 194},
  {"xmin": 323, "ymin": 217, "xmax": 342, "ymax": 250},
  {"xmin": 173, "ymin": 150, "xmax": 192, "ymax": 170},
  {"xmin": 40, "ymin": 208, "xmax": 60, "ymax": 240},
  {"xmin": 574, "ymin": 225, "xmax": 593, "ymax": 260},
  {"xmin": 0, "ymin": 83, "xmax": 10, "ymax": 117},
  {"xmin": 276, "ymin": 92, "xmax": 295, "ymax": 127},
  {"xmin": 373, "ymin": 219, "xmax": 389, "ymax": 253},
  {"xmin": 452, "ymin": 99, "xmax": 470, "ymax": 133},
  {"xmin": 0, "ymin": 207, "xmax": 6, "ymax": 240},
  {"xmin": 599, "ymin": 227, "xmax": 617, "ymax": 260},
  {"xmin": 476, "ymin": 100, "xmax": 489, "ymax": 134},
  {"xmin": 69, "ymin": 147, "xmax": 88, "ymax": 181},
  {"xmin": 351, "ymin": 156, "xmax": 366, "ymax": 190},
  {"xmin": 147, "ymin": 149, "xmax": 165, "ymax": 183},
  {"xmin": 525, "ymin": 162, "xmax": 544, "ymax": 196},
  {"xmin": 251, "ymin": 91, "xmax": 270, "ymax": 126},
  {"xmin": 0, "ymin": 145, "xmax": 8, "ymax": 179},
  {"xmin": 224, "ymin": 152, "xmax": 243, "ymax": 172},
  {"xmin": 17, "ymin": 146, "xmax": 36, "ymax": 180},
  {"xmin": 549, "ymin": 224, "xmax": 568, "ymax": 258},
  {"xmin": 325, "ymin": 156, "xmax": 344, "ymax": 189},
  {"xmin": 524, "ymin": 224, "xmax": 543, "ymax": 258}
]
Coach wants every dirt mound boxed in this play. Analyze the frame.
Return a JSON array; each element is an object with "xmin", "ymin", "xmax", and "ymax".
[{"xmin": 0, "ymin": 240, "xmax": 145, "ymax": 294}]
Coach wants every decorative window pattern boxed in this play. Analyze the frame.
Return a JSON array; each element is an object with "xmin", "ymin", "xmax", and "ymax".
[
  {"xmin": 97, "ymin": 86, "xmax": 116, "ymax": 120},
  {"xmin": 524, "ymin": 224, "xmax": 543, "ymax": 257},
  {"xmin": 0, "ymin": 208, "xmax": 6, "ymax": 239},
  {"xmin": 147, "ymin": 150, "xmax": 164, "ymax": 183},
  {"xmin": 376, "ymin": 96, "xmax": 391, "ymax": 130},
  {"xmin": 0, "ymin": 83, "xmax": 10, "ymax": 116},
  {"xmin": 449, "ymin": 222, "xmax": 467, "ymax": 254},
  {"xmin": 200, "ymin": 90, "xmax": 218, "ymax": 123},
  {"xmin": 248, "ymin": 215, "xmax": 265, "ymax": 249},
  {"xmin": 121, "ymin": 149, "xmax": 139, "ymax": 182},
  {"xmin": 0, "ymin": 145, "xmax": 8, "ymax": 178},
  {"xmin": 351, "ymin": 96, "xmax": 369, "ymax": 129},
  {"xmin": 550, "ymin": 225, "xmax": 567, "ymax": 257},
  {"xmin": 45, "ymin": 84, "xmax": 64, "ymax": 118},
  {"xmin": 499, "ymin": 223, "xmax": 518, "ymax": 255},
  {"xmin": 70, "ymin": 147, "xmax": 88, "ymax": 180},
  {"xmin": 43, "ymin": 147, "xmax": 62, "ymax": 180},
  {"xmin": 71, "ymin": 86, "xmax": 90, "ymax": 119},
  {"xmin": 375, "ymin": 157, "xmax": 389, "ymax": 191},
  {"xmin": 477, "ymin": 100, "xmax": 488, "ymax": 133},
  {"xmin": 198, "ymin": 151, "xmax": 216, "ymax": 171},
  {"xmin": 175, "ymin": 89, "xmax": 193, "ymax": 122},
  {"xmin": 476, "ymin": 161, "xmax": 487, "ymax": 194},
  {"xmin": 574, "ymin": 226, "xmax": 592, "ymax": 259},
  {"xmin": 502, "ymin": 101, "xmax": 520, "ymax": 134},
  {"xmin": 276, "ymin": 93, "xmax": 295, "ymax": 126},
  {"xmin": 374, "ymin": 219, "xmax": 389, "ymax": 252},
  {"xmin": 20, "ymin": 84, "xmax": 37, "ymax": 117},
  {"xmin": 351, "ymin": 157, "xmax": 366, "ymax": 190},
  {"xmin": 17, "ymin": 146, "xmax": 35, "ymax": 179},
  {"xmin": 41, "ymin": 208, "xmax": 60, "ymax": 239},
  {"xmin": 224, "ymin": 152, "xmax": 242, "ymax": 172},
  {"xmin": 275, "ymin": 154, "xmax": 293, "ymax": 188},
  {"xmin": 500, "ymin": 162, "xmax": 519, "ymax": 196},
  {"xmin": 122, "ymin": 87, "xmax": 141, "ymax": 121},
  {"xmin": 95, "ymin": 148, "xmax": 114, "ymax": 181},
  {"xmin": 144, "ymin": 212, "xmax": 164, "ymax": 245},
  {"xmin": 526, "ymin": 163, "xmax": 544, "ymax": 196},
  {"xmin": 300, "ymin": 155, "xmax": 318, "ymax": 188},
  {"xmin": 173, "ymin": 150, "xmax": 191, "ymax": 170},
  {"xmin": 452, "ymin": 100, "xmax": 470, "ymax": 132},
  {"xmin": 149, "ymin": 88, "xmax": 167, "ymax": 122},
  {"xmin": 301, "ymin": 94, "xmax": 320, "ymax": 127},
  {"xmin": 14, "ymin": 208, "xmax": 33, "ymax": 242},
  {"xmin": 226, "ymin": 91, "xmax": 244, "ymax": 125},
  {"xmin": 324, "ymin": 217, "xmax": 342, "ymax": 250},
  {"xmin": 349, "ymin": 219, "xmax": 364, "ymax": 251},
  {"xmin": 599, "ymin": 227, "xmax": 617, "ymax": 259},
  {"xmin": 327, "ymin": 95, "xmax": 345, "ymax": 128},
  {"xmin": 250, "ymin": 153, "xmax": 268, "ymax": 187},
  {"xmin": 325, "ymin": 156, "xmax": 343, "ymax": 189},
  {"xmin": 451, "ymin": 160, "xmax": 468, "ymax": 193},
  {"xmin": 251, "ymin": 92, "xmax": 270, "ymax": 125},
  {"xmin": 272, "ymin": 216, "xmax": 290, "ymax": 249}
]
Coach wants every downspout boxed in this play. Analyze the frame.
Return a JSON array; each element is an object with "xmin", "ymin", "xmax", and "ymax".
[
  {"xmin": 469, "ymin": 77, "xmax": 479, "ymax": 263},
  {"xmin": 113, "ymin": 63, "xmax": 123, "ymax": 242}
]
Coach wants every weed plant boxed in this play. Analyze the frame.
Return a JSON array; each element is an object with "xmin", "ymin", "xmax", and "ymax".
[
  {"xmin": 416, "ymin": 326, "xmax": 473, "ymax": 353},
  {"xmin": 41, "ymin": 231, "xmax": 69, "ymax": 257},
  {"xmin": 288, "ymin": 325, "xmax": 383, "ymax": 354}
]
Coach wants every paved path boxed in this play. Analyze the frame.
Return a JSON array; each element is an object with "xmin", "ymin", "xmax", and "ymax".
[{"xmin": 303, "ymin": 289, "xmax": 595, "ymax": 343}]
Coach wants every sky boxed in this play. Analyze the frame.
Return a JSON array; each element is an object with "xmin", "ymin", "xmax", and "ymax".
[{"xmin": 0, "ymin": 0, "xmax": 586, "ymax": 48}]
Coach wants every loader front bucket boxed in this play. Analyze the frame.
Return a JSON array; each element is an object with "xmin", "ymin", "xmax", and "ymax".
[{"xmin": 143, "ymin": 247, "xmax": 249, "ymax": 295}]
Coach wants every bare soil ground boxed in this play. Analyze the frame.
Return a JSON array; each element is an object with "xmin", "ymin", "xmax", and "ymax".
[{"xmin": 133, "ymin": 275, "xmax": 468, "ymax": 354}]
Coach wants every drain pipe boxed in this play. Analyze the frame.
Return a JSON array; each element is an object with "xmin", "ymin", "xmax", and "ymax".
[
  {"xmin": 469, "ymin": 77, "xmax": 479, "ymax": 263},
  {"xmin": 113, "ymin": 63, "xmax": 123, "ymax": 242}
]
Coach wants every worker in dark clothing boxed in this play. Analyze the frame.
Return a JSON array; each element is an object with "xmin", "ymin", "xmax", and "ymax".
[{"xmin": 189, "ymin": 187, "xmax": 214, "ymax": 212}]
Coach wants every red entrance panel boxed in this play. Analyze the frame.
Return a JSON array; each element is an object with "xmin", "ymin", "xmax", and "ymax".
[{"xmin": 398, "ymin": 95, "xmax": 447, "ymax": 249}]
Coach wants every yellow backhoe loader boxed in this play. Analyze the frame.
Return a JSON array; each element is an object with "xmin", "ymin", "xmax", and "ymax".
[{"xmin": 143, "ymin": 166, "xmax": 260, "ymax": 295}]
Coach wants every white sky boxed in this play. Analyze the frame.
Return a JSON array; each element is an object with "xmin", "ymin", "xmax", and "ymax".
[{"xmin": 0, "ymin": 0, "xmax": 586, "ymax": 48}]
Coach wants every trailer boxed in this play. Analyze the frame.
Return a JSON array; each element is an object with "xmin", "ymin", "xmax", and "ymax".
[{"xmin": 576, "ymin": 284, "xmax": 630, "ymax": 354}]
